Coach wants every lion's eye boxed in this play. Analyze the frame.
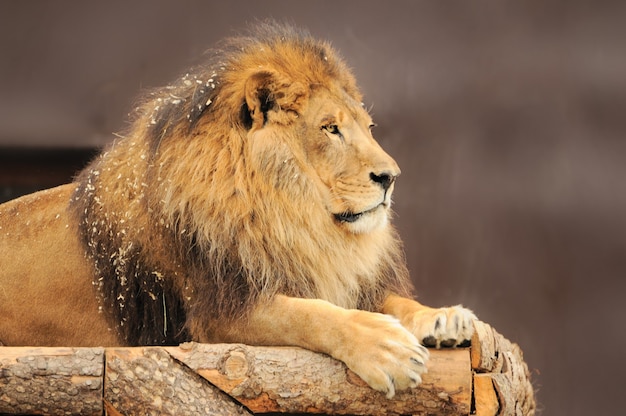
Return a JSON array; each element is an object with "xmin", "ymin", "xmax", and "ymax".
[
  {"xmin": 323, "ymin": 124, "xmax": 343, "ymax": 140},
  {"xmin": 368, "ymin": 123, "xmax": 377, "ymax": 132}
]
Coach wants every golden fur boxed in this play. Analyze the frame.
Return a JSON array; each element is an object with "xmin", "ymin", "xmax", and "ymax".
[{"xmin": 0, "ymin": 23, "xmax": 476, "ymax": 397}]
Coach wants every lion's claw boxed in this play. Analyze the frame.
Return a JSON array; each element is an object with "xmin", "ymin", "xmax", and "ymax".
[{"xmin": 409, "ymin": 305, "xmax": 477, "ymax": 348}]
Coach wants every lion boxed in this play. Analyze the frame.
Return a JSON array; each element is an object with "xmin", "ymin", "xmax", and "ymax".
[{"xmin": 0, "ymin": 23, "xmax": 476, "ymax": 397}]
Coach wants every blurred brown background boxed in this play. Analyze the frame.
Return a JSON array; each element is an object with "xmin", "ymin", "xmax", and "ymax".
[{"xmin": 1, "ymin": 1, "xmax": 625, "ymax": 414}]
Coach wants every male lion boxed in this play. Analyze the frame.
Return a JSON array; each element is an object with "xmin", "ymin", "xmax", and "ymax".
[{"xmin": 0, "ymin": 23, "xmax": 475, "ymax": 397}]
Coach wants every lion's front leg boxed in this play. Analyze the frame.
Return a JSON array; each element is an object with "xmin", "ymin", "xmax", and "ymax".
[
  {"xmin": 219, "ymin": 294, "xmax": 429, "ymax": 398},
  {"xmin": 382, "ymin": 294, "xmax": 477, "ymax": 348}
]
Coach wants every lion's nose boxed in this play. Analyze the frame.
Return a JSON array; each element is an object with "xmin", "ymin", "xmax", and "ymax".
[{"xmin": 370, "ymin": 171, "xmax": 397, "ymax": 192}]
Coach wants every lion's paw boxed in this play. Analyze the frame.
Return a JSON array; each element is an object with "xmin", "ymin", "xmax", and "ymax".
[
  {"xmin": 337, "ymin": 311, "xmax": 429, "ymax": 398},
  {"xmin": 408, "ymin": 305, "xmax": 477, "ymax": 348}
]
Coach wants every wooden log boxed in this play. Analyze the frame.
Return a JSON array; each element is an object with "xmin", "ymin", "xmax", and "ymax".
[
  {"xmin": 471, "ymin": 320, "xmax": 500, "ymax": 372},
  {"xmin": 104, "ymin": 347, "xmax": 252, "ymax": 416},
  {"xmin": 470, "ymin": 321, "xmax": 536, "ymax": 416},
  {"xmin": 0, "ymin": 320, "xmax": 536, "ymax": 415},
  {"xmin": 0, "ymin": 347, "xmax": 103, "ymax": 416},
  {"xmin": 473, "ymin": 373, "xmax": 499, "ymax": 416},
  {"xmin": 165, "ymin": 342, "xmax": 472, "ymax": 415}
]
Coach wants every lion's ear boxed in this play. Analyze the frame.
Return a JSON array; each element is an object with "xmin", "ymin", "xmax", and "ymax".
[
  {"xmin": 244, "ymin": 71, "xmax": 274, "ymax": 129},
  {"xmin": 244, "ymin": 70, "xmax": 307, "ymax": 129}
]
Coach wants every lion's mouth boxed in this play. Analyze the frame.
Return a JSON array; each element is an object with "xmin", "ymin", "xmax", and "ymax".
[
  {"xmin": 334, "ymin": 203, "xmax": 385, "ymax": 224},
  {"xmin": 334, "ymin": 212, "xmax": 363, "ymax": 223}
]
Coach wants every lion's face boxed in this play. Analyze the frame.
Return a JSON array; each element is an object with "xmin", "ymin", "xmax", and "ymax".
[
  {"xmin": 246, "ymin": 81, "xmax": 400, "ymax": 235},
  {"xmin": 303, "ymin": 89, "xmax": 400, "ymax": 234}
]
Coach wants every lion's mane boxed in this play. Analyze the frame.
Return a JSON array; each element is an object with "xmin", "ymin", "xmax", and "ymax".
[{"xmin": 71, "ymin": 23, "xmax": 412, "ymax": 346}]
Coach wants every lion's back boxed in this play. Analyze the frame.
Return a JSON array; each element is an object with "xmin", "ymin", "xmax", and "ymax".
[{"xmin": 0, "ymin": 184, "xmax": 118, "ymax": 346}]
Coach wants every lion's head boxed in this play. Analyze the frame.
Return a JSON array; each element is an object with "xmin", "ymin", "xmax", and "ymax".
[
  {"xmin": 72, "ymin": 23, "xmax": 411, "ymax": 345},
  {"xmin": 249, "ymin": 79, "xmax": 401, "ymax": 235}
]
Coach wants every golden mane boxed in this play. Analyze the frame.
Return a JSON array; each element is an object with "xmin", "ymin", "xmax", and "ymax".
[{"xmin": 70, "ymin": 23, "xmax": 412, "ymax": 345}]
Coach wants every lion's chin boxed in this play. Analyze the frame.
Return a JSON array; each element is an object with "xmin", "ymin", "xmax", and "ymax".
[{"xmin": 334, "ymin": 204, "xmax": 389, "ymax": 234}]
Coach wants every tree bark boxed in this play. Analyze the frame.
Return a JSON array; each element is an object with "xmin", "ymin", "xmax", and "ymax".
[
  {"xmin": 0, "ymin": 347, "xmax": 103, "ymax": 416},
  {"xmin": 104, "ymin": 347, "xmax": 251, "ymax": 416}
]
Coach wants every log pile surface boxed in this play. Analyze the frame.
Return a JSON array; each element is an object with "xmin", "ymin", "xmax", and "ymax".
[{"xmin": 0, "ymin": 321, "xmax": 535, "ymax": 415}]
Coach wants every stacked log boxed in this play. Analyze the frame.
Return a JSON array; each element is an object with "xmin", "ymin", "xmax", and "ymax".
[{"xmin": 471, "ymin": 321, "xmax": 536, "ymax": 416}]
